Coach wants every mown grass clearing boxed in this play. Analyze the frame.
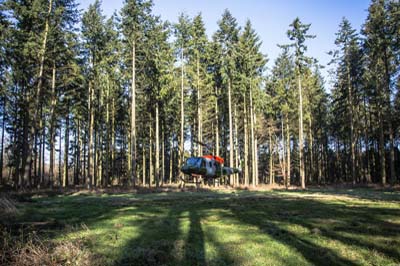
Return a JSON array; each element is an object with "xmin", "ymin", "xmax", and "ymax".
[{"xmin": 1, "ymin": 187, "xmax": 400, "ymax": 266}]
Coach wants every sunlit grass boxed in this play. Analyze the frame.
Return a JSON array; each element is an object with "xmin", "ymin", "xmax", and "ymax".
[{"xmin": 9, "ymin": 188, "xmax": 400, "ymax": 266}]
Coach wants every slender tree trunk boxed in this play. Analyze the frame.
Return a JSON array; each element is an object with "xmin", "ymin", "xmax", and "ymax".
[
  {"xmin": 169, "ymin": 138, "xmax": 173, "ymax": 184},
  {"xmin": 250, "ymin": 85, "xmax": 256, "ymax": 187},
  {"xmin": 197, "ymin": 54, "xmax": 202, "ymax": 156},
  {"xmin": 76, "ymin": 121, "xmax": 81, "ymax": 186},
  {"xmin": 83, "ymin": 133, "xmax": 86, "ymax": 186},
  {"xmin": 97, "ymin": 131, "xmax": 102, "ymax": 187},
  {"xmin": 254, "ymin": 112, "xmax": 258, "ymax": 186},
  {"xmin": 234, "ymin": 107, "xmax": 239, "ymax": 186},
  {"xmin": 318, "ymin": 143, "xmax": 322, "ymax": 184},
  {"xmin": 41, "ymin": 121, "xmax": 45, "ymax": 185},
  {"xmin": 286, "ymin": 114, "xmax": 291, "ymax": 188},
  {"xmin": 111, "ymin": 97, "xmax": 115, "ymax": 181},
  {"xmin": 298, "ymin": 75, "xmax": 305, "ymax": 189},
  {"xmin": 130, "ymin": 39, "xmax": 137, "ymax": 187},
  {"xmin": 309, "ymin": 119, "xmax": 314, "ymax": 184},
  {"xmin": 105, "ymin": 80, "xmax": 110, "ymax": 187},
  {"xmin": 378, "ymin": 107, "xmax": 386, "ymax": 185},
  {"xmin": 49, "ymin": 81, "xmax": 56, "ymax": 188},
  {"xmin": 142, "ymin": 144, "xmax": 146, "ymax": 186},
  {"xmin": 228, "ymin": 80, "xmax": 234, "ymax": 186},
  {"xmin": 149, "ymin": 117, "xmax": 153, "ymax": 187},
  {"xmin": 244, "ymin": 93, "xmax": 249, "ymax": 186},
  {"xmin": 58, "ymin": 128, "xmax": 62, "ymax": 186},
  {"xmin": 88, "ymin": 80, "xmax": 94, "ymax": 189},
  {"xmin": 215, "ymin": 87, "xmax": 219, "ymax": 156},
  {"xmin": 282, "ymin": 115, "xmax": 286, "ymax": 187},
  {"xmin": 162, "ymin": 129, "xmax": 165, "ymax": 186},
  {"xmin": 34, "ymin": 133, "xmax": 38, "ymax": 185},
  {"xmin": 179, "ymin": 47, "xmax": 184, "ymax": 182},
  {"xmin": 38, "ymin": 108, "xmax": 43, "ymax": 186},
  {"xmin": 155, "ymin": 102, "xmax": 160, "ymax": 187},
  {"xmin": 63, "ymin": 106, "xmax": 69, "ymax": 188},
  {"xmin": 269, "ymin": 125, "xmax": 273, "ymax": 185},
  {"xmin": 363, "ymin": 96, "xmax": 371, "ymax": 183},
  {"xmin": 21, "ymin": 117, "xmax": 30, "ymax": 187},
  {"xmin": 347, "ymin": 66, "xmax": 356, "ymax": 185},
  {"xmin": 0, "ymin": 97, "xmax": 5, "ymax": 184}
]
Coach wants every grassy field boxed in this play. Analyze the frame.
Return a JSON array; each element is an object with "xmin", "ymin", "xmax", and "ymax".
[{"xmin": 1, "ymin": 187, "xmax": 400, "ymax": 266}]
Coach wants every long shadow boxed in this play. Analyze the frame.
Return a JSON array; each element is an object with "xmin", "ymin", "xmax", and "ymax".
[
  {"xmin": 113, "ymin": 195, "xmax": 236, "ymax": 266},
  {"xmin": 225, "ymin": 197, "xmax": 360, "ymax": 266},
  {"xmin": 8, "ymin": 189, "xmax": 400, "ymax": 265},
  {"xmin": 184, "ymin": 209, "xmax": 206, "ymax": 266},
  {"xmin": 115, "ymin": 204, "xmax": 184, "ymax": 266},
  {"xmin": 225, "ymin": 196, "xmax": 400, "ymax": 265}
]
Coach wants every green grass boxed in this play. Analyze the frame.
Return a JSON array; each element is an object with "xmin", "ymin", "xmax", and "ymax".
[{"xmin": 5, "ymin": 187, "xmax": 400, "ymax": 266}]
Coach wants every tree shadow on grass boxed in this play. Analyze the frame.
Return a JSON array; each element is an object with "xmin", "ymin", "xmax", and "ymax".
[
  {"xmin": 223, "ymin": 198, "xmax": 357, "ymax": 266},
  {"xmin": 114, "ymin": 205, "xmax": 184, "ymax": 266},
  {"xmin": 184, "ymin": 209, "xmax": 206, "ymax": 266},
  {"xmin": 111, "ymin": 192, "xmax": 400, "ymax": 265},
  {"xmin": 9, "ymin": 190, "xmax": 400, "ymax": 265},
  {"xmin": 225, "ymin": 196, "xmax": 400, "ymax": 265},
  {"xmin": 113, "ymin": 199, "xmax": 236, "ymax": 266}
]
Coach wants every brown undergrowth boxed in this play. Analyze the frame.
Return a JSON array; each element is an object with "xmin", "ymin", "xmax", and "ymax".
[{"xmin": 0, "ymin": 226, "xmax": 104, "ymax": 266}]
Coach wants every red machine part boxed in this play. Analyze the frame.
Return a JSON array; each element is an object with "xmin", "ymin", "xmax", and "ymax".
[{"xmin": 202, "ymin": 155, "xmax": 224, "ymax": 164}]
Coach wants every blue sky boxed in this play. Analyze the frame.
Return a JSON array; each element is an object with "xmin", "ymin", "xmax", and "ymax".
[{"xmin": 77, "ymin": 0, "xmax": 371, "ymax": 89}]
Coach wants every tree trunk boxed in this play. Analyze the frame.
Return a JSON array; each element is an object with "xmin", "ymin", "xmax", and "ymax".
[
  {"xmin": 130, "ymin": 38, "xmax": 137, "ymax": 187},
  {"xmin": 58, "ymin": 128, "xmax": 62, "ymax": 186},
  {"xmin": 38, "ymin": 108, "xmax": 43, "ymax": 187},
  {"xmin": 76, "ymin": 121, "xmax": 81, "ymax": 186},
  {"xmin": 169, "ymin": 138, "xmax": 173, "ymax": 184},
  {"xmin": 179, "ymin": 47, "xmax": 184, "ymax": 182},
  {"xmin": 0, "ymin": 97, "xmax": 5, "ymax": 184},
  {"xmin": 282, "ymin": 116, "xmax": 286, "ymax": 187},
  {"xmin": 215, "ymin": 87, "xmax": 219, "ymax": 156},
  {"xmin": 269, "ymin": 125, "xmax": 273, "ymax": 185},
  {"xmin": 105, "ymin": 79, "xmax": 110, "ymax": 187},
  {"xmin": 250, "ymin": 85, "xmax": 256, "ymax": 187},
  {"xmin": 228, "ymin": 80, "xmax": 234, "ymax": 186},
  {"xmin": 40, "ymin": 117, "xmax": 46, "ymax": 186},
  {"xmin": 347, "ymin": 65, "xmax": 356, "ymax": 185},
  {"xmin": 88, "ymin": 79, "xmax": 94, "ymax": 189},
  {"xmin": 309, "ymin": 118, "xmax": 314, "ymax": 184},
  {"xmin": 149, "ymin": 117, "xmax": 153, "ymax": 187},
  {"xmin": 83, "ymin": 133, "xmax": 86, "ymax": 186},
  {"xmin": 298, "ymin": 75, "xmax": 305, "ymax": 189},
  {"xmin": 254, "ymin": 112, "xmax": 258, "ymax": 186},
  {"xmin": 363, "ymin": 96, "xmax": 371, "ymax": 183},
  {"xmin": 286, "ymin": 114, "xmax": 291, "ymax": 188},
  {"xmin": 197, "ymin": 54, "xmax": 202, "ymax": 156},
  {"xmin": 162, "ymin": 128, "xmax": 165, "ymax": 186},
  {"xmin": 63, "ymin": 107, "xmax": 69, "ymax": 188},
  {"xmin": 111, "ymin": 97, "xmax": 115, "ymax": 181},
  {"xmin": 155, "ymin": 102, "xmax": 160, "ymax": 187},
  {"xmin": 234, "ymin": 107, "xmax": 239, "ymax": 186},
  {"xmin": 378, "ymin": 107, "xmax": 386, "ymax": 185},
  {"xmin": 142, "ymin": 144, "xmax": 146, "ymax": 186},
  {"xmin": 33, "ymin": 133, "xmax": 37, "ymax": 185},
  {"xmin": 244, "ymin": 93, "xmax": 249, "ymax": 186}
]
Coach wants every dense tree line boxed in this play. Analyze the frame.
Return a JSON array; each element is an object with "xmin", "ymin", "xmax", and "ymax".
[{"xmin": 0, "ymin": 0, "xmax": 398, "ymax": 189}]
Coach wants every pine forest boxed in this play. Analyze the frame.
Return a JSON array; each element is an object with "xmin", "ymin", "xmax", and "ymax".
[{"xmin": 0, "ymin": 0, "xmax": 399, "ymax": 190}]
